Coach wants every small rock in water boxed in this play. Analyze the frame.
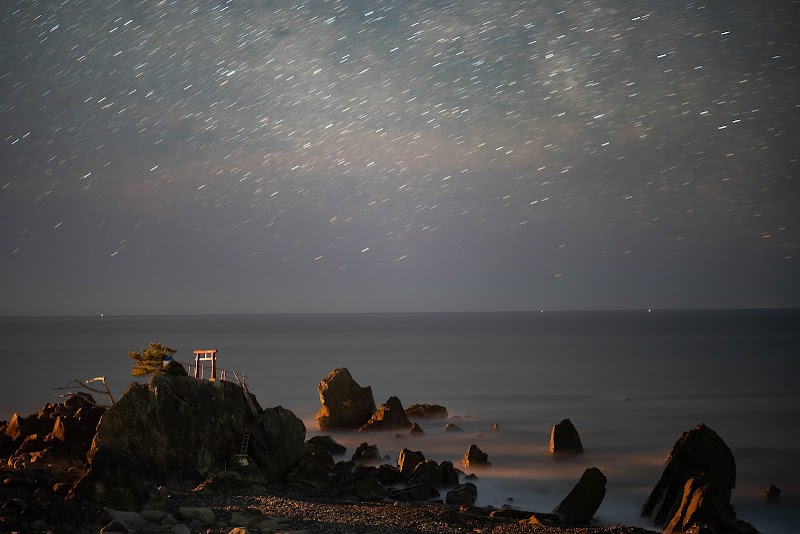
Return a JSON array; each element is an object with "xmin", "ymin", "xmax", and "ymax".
[
  {"xmin": 762, "ymin": 484, "xmax": 781, "ymax": 504},
  {"xmin": 351, "ymin": 442, "xmax": 381, "ymax": 464},
  {"xmin": 549, "ymin": 419, "xmax": 584, "ymax": 454},
  {"xmin": 462, "ymin": 444, "xmax": 491, "ymax": 468},
  {"xmin": 410, "ymin": 422, "xmax": 424, "ymax": 435},
  {"xmin": 444, "ymin": 423, "xmax": 463, "ymax": 432}
]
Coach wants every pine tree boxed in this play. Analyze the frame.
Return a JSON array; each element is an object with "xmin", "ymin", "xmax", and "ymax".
[{"xmin": 129, "ymin": 342, "xmax": 177, "ymax": 377}]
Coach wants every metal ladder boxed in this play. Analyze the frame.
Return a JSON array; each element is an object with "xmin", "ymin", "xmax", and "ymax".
[{"xmin": 232, "ymin": 371, "xmax": 259, "ymax": 457}]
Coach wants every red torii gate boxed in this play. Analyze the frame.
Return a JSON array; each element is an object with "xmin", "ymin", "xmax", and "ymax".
[{"xmin": 194, "ymin": 349, "xmax": 218, "ymax": 380}]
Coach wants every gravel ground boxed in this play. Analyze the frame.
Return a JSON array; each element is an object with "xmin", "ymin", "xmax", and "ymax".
[{"xmin": 171, "ymin": 483, "xmax": 661, "ymax": 534}]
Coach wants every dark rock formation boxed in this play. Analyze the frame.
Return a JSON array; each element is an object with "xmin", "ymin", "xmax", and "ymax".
[
  {"xmin": 462, "ymin": 444, "xmax": 491, "ymax": 468},
  {"xmin": 315, "ymin": 368, "xmax": 376, "ymax": 430},
  {"xmin": 410, "ymin": 422, "xmax": 424, "ymax": 435},
  {"xmin": 387, "ymin": 483, "xmax": 440, "ymax": 502},
  {"xmin": 552, "ymin": 467, "xmax": 607, "ymax": 524},
  {"xmin": 444, "ymin": 423, "xmax": 463, "ymax": 432},
  {"xmin": 248, "ymin": 406, "xmax": 306, "ymax": 481},
  {"xmin": 549, "ymin": 419, "xmax": 584, "ymax": 454},
  {"xmin": 352, "ymin": 475, "xmax": 385, "ymax": 501},
  {"xmin": 664, "ymin": 476, "xmax": 760, "ymax": 534},
  {"xmin": 404, "ymin": 404, "xmax": 448, "ymax": 419},
  {"xmin": 445, "ymin": 483, "xmax": 478, "ymax": 505},
  {"xmin": 351, "ymin": 442, "xmax": 381, "ymax": 464},
  {"xmin": 762, "ymin": 484, "xmax": 780, "ymax": 504},
  {"xmin": 71, "ymin": 374, "xmax": 303, "ymax": 509},
  {"xmin": 359, "ymin": 396, "xmax": 412, "ymax": 432},
  {"xmin": 397, "ymin": 448, "xmax": 426, "ymax": 477},
  {"xmin": 642, "ymin": 423, "xmax": 758, "ymax": 534},
  {"xmin": 377, "ymin": 464, "xmax": 403, "ymax": 485},
  {"xmin": 407, "ymin": 460, "xmax": 459, "ymax": 488},
  {"xmin": 306, "ymin": 435, "xmax": 346, "ymax": 456}
]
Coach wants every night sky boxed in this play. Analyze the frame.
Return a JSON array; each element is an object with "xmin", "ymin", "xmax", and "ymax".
[{"xmin": 2, "ymin": 0, "xmax": 799, "ymax": 316}]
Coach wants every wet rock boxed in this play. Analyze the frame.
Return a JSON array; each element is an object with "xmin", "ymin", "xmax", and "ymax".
[
  {"xmin": 446, "ymin": 483, "xmax": 478, "ymax": 506},
  {"xmin": 549, "ymin": 419, "xmax": 584, "ymax": 454},
  {"xmin": 315, "ymin": 368, "xmax": 376, "ymax": 430},
  {"xmin": 352, "ymin": 443, "xmax": 381, "ymax": 465},
  {"xmin": 406, "ymin": 460, "xmax": 458, "ymax": 488},
  {"xmin": 552, "ymin": 467, "xmax": 607, "ymax": 524},
  {"xmin": 444, "ymin": 423, "xmax": 463, "ymax": 432},
  {"xmin": 360, "ymin": 397, "xmax": 412, "ymax": 432},
  {"xmin": 762, "ymin": 484, "xmax": 780, "ymax": 504},
  {"xmin": 642, "ymin": 423, "xmax": 758, "ymax": 534},
  {"xmin": 462, "ymin": 444, "xmax": 490, "ymax": 468},
  {"xmin": 404, "ymin": 404, "xmax": 448, "ymax": 419},
  {"xmin": 397, "ymin": 448, "xmax": 425, "ymax": 477}
]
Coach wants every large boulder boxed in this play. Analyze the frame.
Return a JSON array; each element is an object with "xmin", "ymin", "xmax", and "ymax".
[
  {"xmin": 549, "ymin": 419, "xmax": 584, "ymax": 453},
  {"xmin": 359, "ymin": 397, "xmax": 412, "ymax": 432},
  {"xmin": 315, "ymin": 368, "xmax": 376, "ymax": 430},
  {"xmin": 462, "ymin": 444, "xmax": 491, "ymax": 468},
  {"xmin": 71, "ymin": 375, "xmax": 292, "ymax": 509},
  {"xmin": 351, "ymin": 442, "xmax": 381, "ymax": 464},
  {"xmin": 306, "ymin": 435, "xmax": 346, "ymax": 456},
  {"xmin": 642, "ymin": 424, "xmax": 757, "ymax": 534},
  {"xmin": 665, "ymin": 476, "xmax": 760, "ymax": 534},
  {"xmin": 404, "ymin": 404, "xmax": 448, "ymax": 419},
  {"xmin": 248, "ymin": 406, "xmax": 306, "ymax": 481},
  {"xmin": 552, "ymin": 467, "xmax": 607, "ymax": 524}
]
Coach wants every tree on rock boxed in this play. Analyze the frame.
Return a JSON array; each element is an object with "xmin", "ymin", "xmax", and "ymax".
[{"xmin": 129, "ymin": 343, "xmax": 177, "ymax": 377}]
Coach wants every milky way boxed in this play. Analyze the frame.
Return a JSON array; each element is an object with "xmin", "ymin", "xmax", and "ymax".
[{"xmin": 2, "ymin": 0, "xmax": 799, "ymax": 314}]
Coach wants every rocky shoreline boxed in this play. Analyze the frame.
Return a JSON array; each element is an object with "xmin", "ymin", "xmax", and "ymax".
[{"xmin": 0, "ymin": 365, "xmax": 773, "ymax": 533}]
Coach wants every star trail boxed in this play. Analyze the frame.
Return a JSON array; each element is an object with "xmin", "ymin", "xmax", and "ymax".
[{"xmin": 1, "ymin": 0, "xmax": 798, "ymax": 315}]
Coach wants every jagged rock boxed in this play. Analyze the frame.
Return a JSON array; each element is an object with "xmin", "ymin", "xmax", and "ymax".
[
  {"xmin": 446, "ymin": 483, "xmax": 478, "ymax": 506},
  {"xmin": 404, "ymin": 404, "xmax": 448, "ymax": 419},
  {"xmin": 549, "ymin": 419, "xmax": 584, "ymax": 454},
  {"xmin": 71, "ymin": 375, "xmax": 281, "ymax": 509},
  {"xmin": 5, "ymin": 412, "xmax": 51, "ymax": 442},
  {"xmin": 762, "ymin": 484, "xmax": 780, "ymax": 504},
  {"xmin": 444, "ymin": 423, "xmax": 463, "ymax": 432},
  {"xmin": 306, "ymin": 435, "xmax": 346, "ymax": 456},
  {"xmin": 552, "ymin": 467, "xmax": 607, "ymax": 524},
  {"xmin": 410, "ymin": 423, "xmax": 424, "ymax": 435},
  {"xmin": 286, "ymin": 445, "xmax": 333, "ymax": 485},
  {"xmin": 248, "ymin": 406, "xmax": 306, "ymax": 481},
  {"xmin": 642, "ymin": 424, "xmax": 757, "ymax": 534},
  {"xmin": 352, "ymin": 475, "xmax": 385, "ymax": 501},
  {"xmin": 665, "ymin": 476, "xmax": 760, "ymax": 534},
  {"xmin": 315, "ymin": 368, "xmax": 376, "ymax": 430},
  {"xmin": 388, "ymin": 483, "xmax": 440, "ymax": 502},
  {"xmin": 462, "ymin": 444, "xmax": 490, "ymax": 468},
  {"xmin": 397, "ymin": 448, "xmax": 425, "ymax": 477},
  {"xmin": 359, "ymin": 397, "xmax": 412, "ymax": 432},
  {"xmin": 351, "ymin": 443, "xmax": 381, "ymax": 464}
]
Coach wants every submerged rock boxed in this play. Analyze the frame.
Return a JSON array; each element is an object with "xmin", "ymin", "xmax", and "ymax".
[
  {"xmin": 762, "ymin": 484, "xmax": 781, "ymax": 504},
  {"xmin": 444, "ymin": 423, "xmax": 463, "ymax": 433},
  {"xmin": 549, "ymin": 419, "xmax": 584, "ymax": 454},
  {"xmin": 359, "ymin": 397, "xmax": 412, "ymax": 432},
  {"xmin": 306, "ymin": 435, "xmax": 346, "ymax": 456},
  {"xmin": 642, "ymin": 423, "xmax": 758, "ymax": 534},
  {"xmin": 552, "ymin": 467, "xmax": 607, "ymax": 524},
  {"xmin": 315, "ymin": 368, "xmax": 376, "ymax": 430},
  {"xmin": 410, "ymin": 422, "xmax": 424, "ymax": 435}
]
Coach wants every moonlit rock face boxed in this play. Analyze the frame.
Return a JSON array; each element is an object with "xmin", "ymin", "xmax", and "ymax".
[{"xmin": 316, "ymin": 368, "xmax": 376, "ymax": 430}]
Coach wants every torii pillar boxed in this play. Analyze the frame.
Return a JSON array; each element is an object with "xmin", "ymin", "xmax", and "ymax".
[{"xmin": 194, "ymin": 349, "xmax": 218, "ymax": 380}]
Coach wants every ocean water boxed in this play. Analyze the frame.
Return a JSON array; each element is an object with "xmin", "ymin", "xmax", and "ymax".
[{"xmin": 1, "ymin": 310, "xmax": 798, "ymax": 532}]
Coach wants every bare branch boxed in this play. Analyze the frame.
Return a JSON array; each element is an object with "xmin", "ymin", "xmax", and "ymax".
[{"xmin": 53, "ymin": 376, "xmax": 115, "ymax": 406}]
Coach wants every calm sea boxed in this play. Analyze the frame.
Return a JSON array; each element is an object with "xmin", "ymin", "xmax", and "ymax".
[{"xmin": 1, "ymin": 310, "xmax": 798, "ymax": 532}]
